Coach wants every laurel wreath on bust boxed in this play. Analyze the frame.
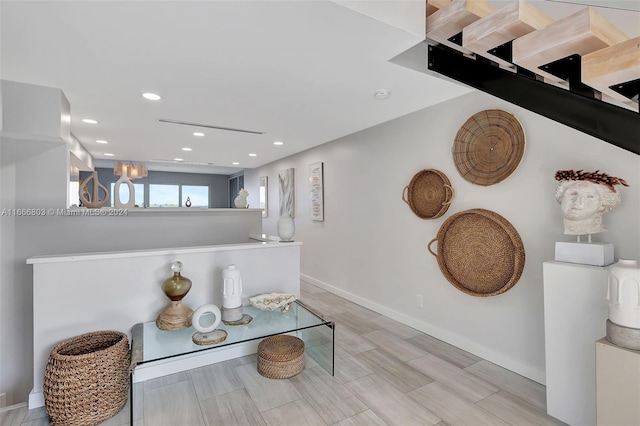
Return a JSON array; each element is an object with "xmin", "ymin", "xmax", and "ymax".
[{"xmin": 555, "ymin": 169, "xmax": 629, "ymax": 191}]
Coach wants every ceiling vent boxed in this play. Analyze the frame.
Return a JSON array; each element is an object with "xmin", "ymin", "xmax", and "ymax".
[{"xmin": 158, "ymin": 118, "xmax": 265, "ymax": 135}]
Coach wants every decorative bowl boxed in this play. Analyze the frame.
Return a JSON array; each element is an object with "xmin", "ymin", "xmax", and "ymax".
[{"xmin": 249, "ymin": 293, "xmax": 298, "ymax": 311}]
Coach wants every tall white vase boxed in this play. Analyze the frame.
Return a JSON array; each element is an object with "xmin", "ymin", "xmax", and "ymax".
[
  {"xmin": 114, "ymin": 170, "xmax": 135, "ymax": 209},
  {"xmin": 607, "ymin": 259, "xmax": 640, "ymax": 329},
  {"xmin": 277, "ymin": 214, "xmax": 295, "ymax": 241}
]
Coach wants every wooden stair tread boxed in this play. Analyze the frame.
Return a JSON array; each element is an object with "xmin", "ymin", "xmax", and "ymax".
[
  {"xmin": 426, "ymin": 0, "xmax": 496, "ymax": 54},
  {"xmin": 427, "ymin": 0, "xmax": 451, "ymax": 17},
  {"xmin": 582, "ymin": 36, "xmax": 640, "ymax": 109},
  {"xmin": 463, "ymin": 0, "xmax": 554, "ymax": 68},
  {"xmin": 512, "ymin": 7, "xmax": 629, "ymax": 83}
]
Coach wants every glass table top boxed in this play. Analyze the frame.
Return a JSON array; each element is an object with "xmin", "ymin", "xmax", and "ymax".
[{"xmin": 131, "ymin": 300, "xmax": 331, "ymax": 366}]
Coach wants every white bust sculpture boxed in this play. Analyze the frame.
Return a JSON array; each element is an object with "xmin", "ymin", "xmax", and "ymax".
[{"xmin": 555, "ymin": 170, "xmax": 628, "ymax": 236}]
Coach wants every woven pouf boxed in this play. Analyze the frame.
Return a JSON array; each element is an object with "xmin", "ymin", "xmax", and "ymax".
[
  {"xmin": 43, "ymin": 330, "xmax": 130, "ymax": 426},
  {"xmin": 257, "ymin": 335, "xmax": 305, "ymax": 379}
]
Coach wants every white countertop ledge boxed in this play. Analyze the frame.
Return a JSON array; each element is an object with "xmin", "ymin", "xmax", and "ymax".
[{"xmin": 27, "ymin": 236, "xmax": 301, "ymax": 264}]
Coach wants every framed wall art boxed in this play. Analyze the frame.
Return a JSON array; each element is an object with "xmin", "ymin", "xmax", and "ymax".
[
  {"xmin": 259, "ymin": 176, "xmax": 268, "ymax": 218},
  {"xmin": 278, "ymin": 168, "xmax": 295, "ymax": 218},
  {"xmin": 309, "ymin": 162, "xmax": 324, "ymax": 221}
]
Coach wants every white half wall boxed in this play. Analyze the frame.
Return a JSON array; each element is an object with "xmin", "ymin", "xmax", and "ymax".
[{"xmin": 245, "ymin": 89, "xmax": 640, "ymax": 384}]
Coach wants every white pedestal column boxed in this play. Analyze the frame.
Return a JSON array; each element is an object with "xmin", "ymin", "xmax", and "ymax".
[{"xmin": 543, "ymin": 261, "xmax": 609, "ymax": 426}]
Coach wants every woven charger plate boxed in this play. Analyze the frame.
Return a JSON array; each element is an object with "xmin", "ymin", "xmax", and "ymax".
[
  {"xmin": 402, "ymin": 169, "xmax": 455, "ymax": 219},
  {"xmin": 428, "ymin": 209, "xmax": 525, "ymax": 297},
  {"xmin": 453, "ymin": 110, "xmax": 525, "ymax": 186}
]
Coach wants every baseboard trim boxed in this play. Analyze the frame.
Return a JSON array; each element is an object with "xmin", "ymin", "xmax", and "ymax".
[
  {"xmin": 300, "ymin": 273, "xmax": 546, "ymax": 385},
  {"xmin": 0, "ymin": 402, "xmax": 26, "ymax": 413}
]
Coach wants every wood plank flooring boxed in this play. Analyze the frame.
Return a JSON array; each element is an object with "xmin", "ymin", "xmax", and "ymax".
[{"xmin": 1, "ymin": 280, "xmax": 566, "ymax": 426}]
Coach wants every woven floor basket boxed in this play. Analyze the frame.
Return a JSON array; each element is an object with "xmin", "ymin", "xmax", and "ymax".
[
  {"xmin": 428, "ymin": 209, "xmax": 525, "ymax": 297},
  {"xmin": 402, "ymin": 169, "xmax": 455, "ymax": 219},
  {"xmin": 43, "ymin": 330, "xmax": 130, "ymax": 426},
  {"xmin": 258, "ymin": 335, "xmax": 305, "ymax": 379}
]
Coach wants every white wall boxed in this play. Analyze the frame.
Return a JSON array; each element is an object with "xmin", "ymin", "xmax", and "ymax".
[{"xmin": 246, "ymin": 89, "xmax": 640, "ymax": 384}]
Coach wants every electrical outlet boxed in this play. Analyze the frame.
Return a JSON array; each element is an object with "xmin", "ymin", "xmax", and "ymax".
[{"xmin": 416, "ymin": 294, "xmax": 423, "ymax": 308}]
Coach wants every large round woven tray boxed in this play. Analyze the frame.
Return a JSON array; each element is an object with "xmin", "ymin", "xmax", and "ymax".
[
  {"xmin": 402, "ymin": 169, "xmax": 455, "ymax": 219},
  {"xmin": 43, "ymin": 330, "xmax": 130, "ymax": 426},
  {"xmin": 428, "ymin": 209, "xmax": 525, "ymax": 297},
  {"xmin": 453, "ymin": 110, "xmax": 525, "ymax": 186}
]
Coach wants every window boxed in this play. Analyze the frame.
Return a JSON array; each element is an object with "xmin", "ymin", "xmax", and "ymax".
[
  {"xmin": 111, "ymin": 183, "xmax": 145, "ymax": 207},
  {"xmin": 182, "ymin": 185, "xmax": 209, "ymax": 207},
  {"xmin": 149, "ymin": 184, "xmax": 179, "ymax": 207}
]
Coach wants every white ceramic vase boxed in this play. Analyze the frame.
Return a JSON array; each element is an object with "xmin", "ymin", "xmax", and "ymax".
[
  {"xmin": 114, "ymin": 170, "xmax": 135, "ymax": 209},
  {"xmin": 234, "ymin": 195, "xmax": 247, "ymax": 208},
  {"xmin": 277, "ymin": 214, "xmax": 295, "ymax": 241},
  {"xmin": 222, "ymin": 264, "xmax": 242, "ymax": 309},
  {"xmin": 607, "ymin": 259, "xmax": 640, "ymax": 329}
]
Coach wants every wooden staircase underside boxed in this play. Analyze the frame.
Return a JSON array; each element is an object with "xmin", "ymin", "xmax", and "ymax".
[{"xmin": 426, "ymin": 0, "xmax": 639, "ymax": 115}]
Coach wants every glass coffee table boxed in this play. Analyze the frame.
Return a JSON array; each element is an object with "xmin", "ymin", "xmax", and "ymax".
[{"xmin": 129, "ymin": 300, "xmax": 334, "ymax": 424}]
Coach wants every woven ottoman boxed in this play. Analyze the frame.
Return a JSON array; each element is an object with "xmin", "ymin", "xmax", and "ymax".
[{"xmin": 257, "ymin": 335, "xmax": 305, "ymax": 379}]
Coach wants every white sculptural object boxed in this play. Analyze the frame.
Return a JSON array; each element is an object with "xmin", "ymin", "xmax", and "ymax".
[
  {"xmin": 234, "ymin": 188, "xmax": 249, "ymax": 208},
  {"xmin": 555, "ymin": 170, "xmax": 628, "ymax": 236}
]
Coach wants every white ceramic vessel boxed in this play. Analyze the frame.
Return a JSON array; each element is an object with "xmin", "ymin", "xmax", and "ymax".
[
  {"xmin": 222, "ymin": 264, "xmax": 242, "ymax": 309},
  {"xmin": 607, "ymin": 259, "xmax": 640, "ymax": 329},
  {"xmin": 277, "ymin": 215, "xmax": 295, "ymax": 241}
]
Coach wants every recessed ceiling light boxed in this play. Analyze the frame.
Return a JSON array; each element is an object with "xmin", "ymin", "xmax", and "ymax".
[
  {"xmin": 232, "ymin": 162, "xmax": 240, "ymax": 165},
  {"xmin": 174, "ymin": 158, "xmax": 184, "ymax": 162},
  {"xmin": 373, "ymin": 89, "xmax": 391, "ymax": 100},
  {"xmin": 193, "ymin": 132, "xmax": 205, "ymax": 137},
  {"xmin": 82, "ymin": 118, "xmax": 98, "ymax": 124},
  {"xmin": 248, "ymin": 153, "xmax": 257, "ymax": 157},
  {"xmin": 182, "ymin": 147, "xmax": 192, "ymax": 151},
  {"xmin": 96, "ymin": 140, "xmax": 108, "ymax": 144},
  {"xmin": 273, "ymin": 141, "xmax": 284, "ymax": 146},
  {"xmin": 141, "ymin": 92, "xmax": 162, "ymax": 101},
  {"xmin": 104, "ymin": 153, "xmax": 114, "ymax": 157}
]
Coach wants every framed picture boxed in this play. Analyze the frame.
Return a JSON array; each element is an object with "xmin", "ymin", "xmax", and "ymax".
[
  {"xmin": 309, "ymin": 162, "xmax": 324, "ymax": 221},
  {"xmin": 278, "ymin": 168, "xmax": 295, "ymax": 218},
  {"xmin": 259, "ymin": 176, "xmax": 268, "ymax": 218}
]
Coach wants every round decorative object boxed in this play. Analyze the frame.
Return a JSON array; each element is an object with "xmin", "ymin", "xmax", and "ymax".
[
  {"xmin": 192, "ymin": 329, "xmax": 228, "ymax": 346},
  {"xmin": 185, "ymin": 197, "xmax": 191, "ymax": 207},
  {"xmin": 607, "ymin": 259, "xmax": 640, "ymax": 329},
  {"xmin": 453, "ymin": 109, "xmax": 525, "ymax": 186},
  {"xmin": 257, "ymin": 335, "xmax": 305, "ymax": 379},
  {"xmin": 223, "ymin": 314, "xmax": 253, "ymax": 326},
  {"xmin": 428, "ymin": 208, "xmax": 525, "ymax": 297},
  {"xmin": 43, "ymin": 331, "xmax": 130, "ymax": 426},
  {"xmin": 402, "ymin": 169, "xmax": 455, "ymax": 219},
  {"xmin": 191, "ymin": 304, "xmax": 222, "ymax": 334}
]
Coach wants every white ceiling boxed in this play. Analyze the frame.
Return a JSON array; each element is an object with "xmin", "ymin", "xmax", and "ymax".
[
  {"xmin": 2, "ymin": 1, "xmax": 637, "ymax": 176},
  {"xmin": 1, "ymin": 0, "xmax": 473, "ymax": 175}
]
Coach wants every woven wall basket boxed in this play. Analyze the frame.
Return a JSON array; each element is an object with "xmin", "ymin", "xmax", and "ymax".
[
  {"xmin": 402, "ymin": 169, "xmax": 455, "ymax": 219},
  {"xmin": 43, "ymin": 330, "xmax": 130, "ymax": 426},
  {"xmin": 453, "ymin": 109, "xmax": 525, "ymax": 186},
  {"xmin": 428, "ymin": 209, "xmax": 525, "ymax": 297}
]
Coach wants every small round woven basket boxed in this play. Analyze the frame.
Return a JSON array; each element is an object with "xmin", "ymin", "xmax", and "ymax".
[
  {"xmin": 453, "ymin": 109, "xmax": 525, "ymax": 186},
  {"xmin": 428, "ymin": 209, "xmax": 525, "ymax": 297},
  {"xmin": 257, "ymin": 335, "xmax": 305, "ymax": 379},
  {"xmin": 402, "ymin": 169, "xmax": 455, "ymax": 219},
  {"xmin": 43, "ymin": 330, "xmax": 130, "ymax": 426}
]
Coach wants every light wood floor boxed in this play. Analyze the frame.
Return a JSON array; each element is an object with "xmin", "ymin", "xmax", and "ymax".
[{"xmin": 1, "ymin": 280, "xmax": 566, "ymax": 426}]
